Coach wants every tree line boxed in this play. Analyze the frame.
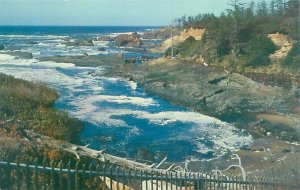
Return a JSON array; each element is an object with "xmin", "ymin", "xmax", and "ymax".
[{"xmin": 171, "ymin": 0, "xmax": 299, "ymax": 70}]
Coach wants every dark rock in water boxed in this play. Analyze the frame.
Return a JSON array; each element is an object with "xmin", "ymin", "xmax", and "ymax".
[
  {"xmin": 64, "ymin": 39, "xmax": 94, "ymax": 46},
  {"xmin": 97, "ymin": 36, "xmax": 114, "ymax": 41},
  {"xmin": 28, "ymin": 41, "xmax": 38, "ymax": 45},
  {"xmin": 122, "ymin": 47, "xmax": 147, "ymax": 53},
  {"xmin": 5, "ymin": 51, "xmax": 33, "ymax": 59},
  {"xmin": 0, "ymin": 44, "xmax": 5, "ymax": 50},
  {"xmin": 97, "ymin": 47, "xmax": 106, "ymax": 52},
  {"xmin": 115, "ymin": 32, "xmax": 143, "ymax": 48}
]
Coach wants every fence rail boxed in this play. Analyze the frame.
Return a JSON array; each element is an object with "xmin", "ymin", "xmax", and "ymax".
[{"xmin": 0, "ymin": 159, "xmax": 299, "ymax": 190}]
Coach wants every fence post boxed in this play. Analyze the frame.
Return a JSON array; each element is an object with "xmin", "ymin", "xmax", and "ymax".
[
  {"xmin": 26, "ymin": 160, "xmax": 30, "ymax": 190},
  {"xmin": 188, "ymin": 172, "xmax": 191, "ymax": 190},
  {"xmin": 34, "ymin": 158, "xmax": 38, "ymax": 190},
  {"xmin": 209, "ymin": 174, "xmax": 212, "ymax": 190},
  {"xmin": 145, "ymin": 170, "xmax": 148, "ymax": 190},
  {"xmin": 184, "ymin": 172, "xmax": 187, "ymax": 190},
  {"xmin": 42, "ymin": 159, "xmax": 47, "ymax": 190},
  {"xmin": 128, "ymin": 168, "xmax": 132, "ymax": 190},
  {"xmin": 109, "ymin": 166, "xmax": 113, "ymax": 190},
  {"xmin": 175, "ymin": 172, "xmax": 178, "ymax": 190},
  {"xmin": 79, "ymin": 163, "xmax": 87, "ymax": 189},
  {"xmin": 89, "ymin": 163, "xmax": 93, "ymax": 190},
  {"xmin": 178, "ymin": 172, "xmax": 182, "ymax": 190},
  {"xmin": 75, "ymin": 162, "xmax": 79, "ymax": 190},
  {"xmin": 122, "ymin": 168, "xmax": 125, "ymax": 190},
  {"xmin": 6, "ymin": 158, "xmax": 11, "ymax": 190},
  {"xmin": 151, "ymin": 170, "xmax": 154, "ymax": 190},
  {"xmin": 16, "ymin": 158, "xmax": 21, "ymax": 190},
  {"xmin": 140, "ymin": 169, "xmax": 143, "ymax": 190},
  {"xmin": 116, "ymin": 166, "xmax": 120, "ymax": 190},
  {"xmin": 67, "ymin": 161, "xmax": 71, "ymax": 190},
  {"xmin": 170, "ymin": 172, "xmax": 173, "ymax": 190},
  {"xmin": 59, "ymin": 160, "xmax": 63, "ymax": 190},
  {"xmin": 96, "ymin": 164, "xmax": 100, "ymax": 189},
  {"xmin": 50, "ymin": 160, "xmax": 55, "ymax": 190},
  {"xmin": 199, "ymin": 173, "xmax": 202, "ymax": 190},
  {"xmin": 103, "ymin": 164, "xmax": 107, "ymax": 190},
  {"xmin": 134, "ymin": 169, "xmax": 138, "ymax": 190}
]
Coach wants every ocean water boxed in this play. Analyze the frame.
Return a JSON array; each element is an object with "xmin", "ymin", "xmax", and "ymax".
[{"xmin": 0, "ymin": 26, "xmax": 252, "ymax": 162}]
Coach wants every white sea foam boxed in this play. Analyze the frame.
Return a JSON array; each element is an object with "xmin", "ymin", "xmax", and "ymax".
[
  {"xmin": 72, "ymin": 95, "xmax": 157, "ymax": 109},
  {"xmin": 0, "ymin": 53, "xmax": 75, "ymax": 68},
  {"xmin": 0, "ymin": 35, "xmax": 68, "ymax": 39},
  {"xmin": 0, "ymin": 54, "xmax": 16, "ymax": 62},
  {"xmin": 92, "ymin": 40, "xmax": 109, "ymax": 47},
  {"xmin": 126, "ymin": 81, "xmax": 138, "ymax": 90},
  {"xmin": 73, "ymin": 107, "xmax": 252, "ymax": 153},
  {"xmin": 107, "ymin": 32, "xmax": 133, "ymax": 38}
]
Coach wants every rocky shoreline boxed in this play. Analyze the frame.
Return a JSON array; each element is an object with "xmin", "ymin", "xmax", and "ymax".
[{"xmin": 37, "ymin": 53, "xmax": 300, "ymax": 175}]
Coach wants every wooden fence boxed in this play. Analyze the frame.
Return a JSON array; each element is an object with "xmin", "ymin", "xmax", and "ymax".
[{"xmin": 0, "ymin": 159, "xmax": 299, "ymax": 190}]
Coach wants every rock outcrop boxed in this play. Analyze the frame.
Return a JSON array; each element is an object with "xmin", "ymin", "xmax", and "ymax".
[
  {"xmin": 124, "ymin": 58, "xmax": 290, "ymax": 118},
  {"xmin": 114, "ymin": 32, "xmax": 143, "ymax": 48}
]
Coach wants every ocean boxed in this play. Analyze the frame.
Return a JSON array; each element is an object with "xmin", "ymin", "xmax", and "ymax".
[{"xmin": 0, "ymin": 26, "xmax": 252, "ymax": 162}]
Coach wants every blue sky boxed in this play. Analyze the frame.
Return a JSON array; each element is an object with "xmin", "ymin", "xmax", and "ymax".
[{"xmin": 0, "ymin": 0, "xmax": 271, "ymax": 26}]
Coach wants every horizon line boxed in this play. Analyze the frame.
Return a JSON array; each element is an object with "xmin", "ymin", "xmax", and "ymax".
[{"xmin": 0, "ymin": 25, "xmax": 165, "ymax": 27}]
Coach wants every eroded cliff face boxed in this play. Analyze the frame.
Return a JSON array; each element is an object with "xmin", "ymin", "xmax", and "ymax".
[
  {"xmin": 268, "ymin": 32, "xmax": 294, "ymax": 60},
  {"xmin": 157, "ymin": 28, "xmax": 206, "ymax": 51}
]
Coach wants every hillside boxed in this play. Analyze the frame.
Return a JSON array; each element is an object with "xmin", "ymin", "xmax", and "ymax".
[{"xmin": 164, "ymin": 0, "xmax": 299, "ymax": 76}]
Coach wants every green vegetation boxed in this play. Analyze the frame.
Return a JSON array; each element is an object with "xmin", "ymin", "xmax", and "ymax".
[
  {"xmin": 172, "ymin": 0, "xmax": 299, "ymax": 73},
  {"xmin": 282, "ymin": 41, "xmax": 300, "ymax": 67},
  {"xmin": 165, "ymin": 36, "xmax": 201, "ymax": 57},
  {"xmin": 245, "ymin": 36, "xmax": 277, "ymax": 67},
  {"xmin": 0, "ymin": 73, "xmax": 83, "ymax": 143}
]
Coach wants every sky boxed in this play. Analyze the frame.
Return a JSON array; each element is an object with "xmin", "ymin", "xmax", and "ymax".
[{"xmin": 0, "ymin": 0, "xmax": 271, "ymax": 26}]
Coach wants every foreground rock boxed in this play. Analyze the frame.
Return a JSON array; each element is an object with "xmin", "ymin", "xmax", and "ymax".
[{"xmin": 114, "ymin": 32, "xmax": 142, "ymax": 47}]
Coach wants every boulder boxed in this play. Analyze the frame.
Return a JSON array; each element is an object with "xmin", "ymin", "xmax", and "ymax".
[
  {"xmin": 0, "ymin": 44, "xmax": 5, "ymax": 50},
  {"xmin": 114, "ymin": 32, "xmax": 143, "ymax": 48},
  {"xmin": 97, "ymin": 36, "xmax": 114, "ymax": 41}
]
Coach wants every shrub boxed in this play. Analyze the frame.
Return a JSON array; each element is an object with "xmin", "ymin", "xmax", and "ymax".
[
  {"xmin": 165, "ymin": 36, "xmax": 201, "ymax": 58},
  {"xmin": 282, "ymin": 41, "xmax": 300, "ymax": 68},
  {"xmin": 245, "ymin": 36, "xmax": 277, "ymax": 67}
]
